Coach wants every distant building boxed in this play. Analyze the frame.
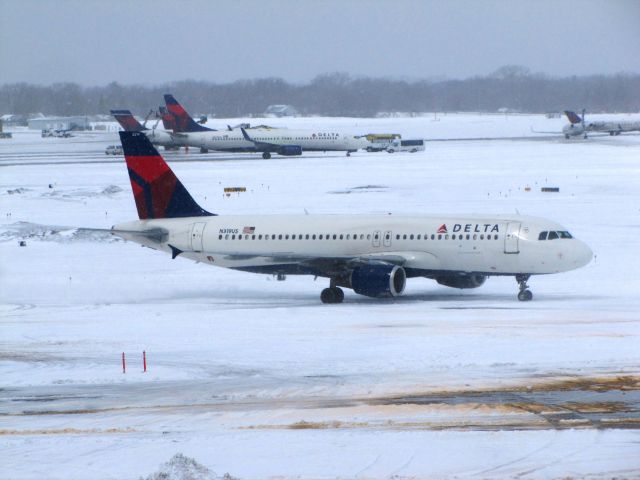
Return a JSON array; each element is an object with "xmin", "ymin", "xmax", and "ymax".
[
  {"xmin": 27, "ymin": 116, "xmax": 90, "ymax": 131},
  {"xmin": 0, "ymin": 114, "xmax": 28, "ymax": 126},
  {"xmin": 264, "ymin": 105, "xmax": 299, "ymax": 117}
]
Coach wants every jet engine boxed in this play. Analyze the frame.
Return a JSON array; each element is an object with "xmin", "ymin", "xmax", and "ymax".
[
  {"xmin": 350, "ymin": 264, "xmax": 406, "ymax": 298},
  {"xmin": 277, "ymin": 145, "xmax": 303, "ymax": 156},
  {"xmin": 436, "ymin": 274, "xmax": 486, "ymax": 289}
]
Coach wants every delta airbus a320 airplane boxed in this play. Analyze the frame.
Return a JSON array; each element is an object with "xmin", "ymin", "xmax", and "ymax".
[{"xmin": 111, "ymin": 132, "xmax": 592, "ymax": 304}]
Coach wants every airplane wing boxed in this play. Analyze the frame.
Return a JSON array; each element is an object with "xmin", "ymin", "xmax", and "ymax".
[
  {"xmin": 240, "ymin": 127, "xmax": 275, "ymax": 149},
  {"xmin": 211, "ymin": 250, "xmax": 438, "ymax": 277}
]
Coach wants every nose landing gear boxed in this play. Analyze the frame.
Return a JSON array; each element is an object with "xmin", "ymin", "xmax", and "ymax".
[{"xmin": 516, "ymin": 274, "xmax": 533, "ymax": 301}]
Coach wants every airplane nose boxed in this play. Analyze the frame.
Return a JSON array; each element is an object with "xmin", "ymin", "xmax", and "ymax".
[{"xmin": 574, "ymin": 240, "xmax": 593, "ymax": 268}]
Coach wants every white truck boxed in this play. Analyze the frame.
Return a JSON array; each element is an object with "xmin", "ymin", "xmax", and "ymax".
[{"xmin": 386, "ymin": 139, "xmax": 425, "ymax": 153}]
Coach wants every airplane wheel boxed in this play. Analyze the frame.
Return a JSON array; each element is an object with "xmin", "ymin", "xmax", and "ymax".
[
  {"xmin": 200, "ymin": 148, "xmax": 209, "ymax": 153},
  {"xmin": 321, "ymin": 288, "xmax": 337, "ymax": 304},
  {"xmin": 517, "ymin": 289, "xmax": 533, "ymax": 301},
  {"xmin": 332, "ymin": 287, "xmax": 344, "ymax": 303},
  {"xmin": 346, "ymin": 152, "xmax": 351, "ymax": 157},
  {"xmin": 262, "ymin": 152, "xmax": 271, "ymax": 159}
]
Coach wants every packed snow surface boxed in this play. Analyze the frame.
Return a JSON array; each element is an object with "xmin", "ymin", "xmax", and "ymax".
[{"xmin": 1, "ymin": 114, "xmax": 639, "ymax": 479}]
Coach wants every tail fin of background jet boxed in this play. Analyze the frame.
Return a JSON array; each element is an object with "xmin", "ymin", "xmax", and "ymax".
[
  {"xmin": 119, "ymin": 131, "xmax": 214, "ymax": 219},
  {"xmin": 111, "ymin": 110, "xmax": 147, "ymax": 132},
  {"xmin": 163, "ymin": 94, "xmax": 215, "ymax": 133},
  {"xmin": 158, "ymin": 106, "xmax": 177, "ymax": 131},
  {"xmin": 564, "ymin": 110, "xmax": 582, "ymax": 125}
]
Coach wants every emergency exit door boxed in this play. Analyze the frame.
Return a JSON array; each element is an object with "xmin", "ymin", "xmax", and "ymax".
[{"xmin": 190, "ymin": 222, "xmax": 206, "ymax": 251}]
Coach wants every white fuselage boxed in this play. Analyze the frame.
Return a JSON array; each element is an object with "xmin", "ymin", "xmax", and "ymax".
[
  {"xmin": 114, "ymin": 214, "xmax": 592, "ymax": 277},
  {"xmin": 175, "ymin": 128, "xmax": 369, "ymax": 153},
  {"xmin": 143, "ymin": 128, "xmax": 184, "ymax": 148}
]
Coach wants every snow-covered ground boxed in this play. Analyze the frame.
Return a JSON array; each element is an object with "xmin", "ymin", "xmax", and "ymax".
[{"xmin": 1, "ymin": 115, "xmax": 639, "ymax": 479}]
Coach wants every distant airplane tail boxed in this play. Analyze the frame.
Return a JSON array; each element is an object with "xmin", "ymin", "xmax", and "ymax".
[
  {"xmin": 564, "ymin": 110, "xmax": 582, "ymax": 125},
  {"xmin": 111, "ymin": 110, "xmax": 147, "ymax": 132},
  {"xmin": 118, "ymin": 131, "xmax": 214, "ymax": 219},
  {"xmin": 163, "ymin": 94, "xmax": 215, "ymax": 132},
  {"xmin": 158, "ymin": 106, "xmax": 177, "ymax": 131}
]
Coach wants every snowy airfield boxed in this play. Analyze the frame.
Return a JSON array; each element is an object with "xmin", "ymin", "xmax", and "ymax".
[{"xmin": 1, "ymin": 113, "xmax": 640, "ymax": 479}]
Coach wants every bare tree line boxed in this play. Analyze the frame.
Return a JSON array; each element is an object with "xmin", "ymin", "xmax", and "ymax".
[{"xmin": 1, "ymin": 67, "xmax": 639, "ymax": 117}]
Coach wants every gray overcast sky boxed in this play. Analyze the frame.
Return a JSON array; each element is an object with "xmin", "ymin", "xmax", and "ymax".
[{"xmin": 1, "ymin": 0, "xmax": 639, "ymax": 86}]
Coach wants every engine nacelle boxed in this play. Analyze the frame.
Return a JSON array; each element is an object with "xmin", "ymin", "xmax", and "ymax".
[
  {"xmin": 436, "ymin": 274, "xmax": 486, "ymax": 289},
  {"xmin": 350, "ymin": 264, "xmax": 406, "ymax": 298},
  {"xmin": 277, "ymin": 145, "xmax": 303, "ymax": 156}
]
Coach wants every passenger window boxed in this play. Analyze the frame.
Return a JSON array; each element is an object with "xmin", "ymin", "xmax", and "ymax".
[
  {"xmin": 340, "ymin": 234, "xmax": 344, "ymax": 240},
  {"xmin": 417, "ymin": 234, "xmax": 421, "ymax": 239},
  {"xmin": 431, "ymin": 234, "xmax": 435, "ymax": 240},
  {"xmin": 466, "ymin": 234, "xmax": 470, "ymax": 240},
  {"xmin": 396, "ymin": 234, "xmax": 400, "ymax": 240},
  {"xmin": 319, "ymin": 235, "xmax": 323, "ymax": 240},
  {"xmin": 333, "ymin": 234, "xmax": 337, "ymax": 240},
  {"xmin": 548, "ymin": 231, "xmax": 559, "ymax": 240},
  {"xmin": 538, "ymin": 231, "xmax": 547, "ymax": 240},
  {"xmin": 445, "ymin": 234, "xmax": 449, "ymax": 240},
  {"xmin": 218, "ymin": 235, "xmax": 222, "ymax": 240},
  {"xmin": 438, "ymin": 234, "xmax": 442, "ymax": 240},
  {"xmin": 410, "ymin": 234, "xmax": 414, "ymax": 240},
  {"xmin": 480, "ymin": 234, "xmax": 484, "ymax": 240},
  {"xmin": 271, "ymin": 234, "xmax": 276, "ymax": 240},
  {"xmin": 232, "ymin": 235, "xmax": 236, "ymax": 240},
  {"xmin": 258, "ymin": 234, "xmax": 263, "ymax": 240},
  {"xmin": 403, "ymin": 234, "xmax": 407, "ymax": 240}
]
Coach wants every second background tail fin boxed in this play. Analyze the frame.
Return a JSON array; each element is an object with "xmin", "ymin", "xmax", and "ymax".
[{"xmin": 164, "ymin": 94, "xmax": 215, "ymax": 133}]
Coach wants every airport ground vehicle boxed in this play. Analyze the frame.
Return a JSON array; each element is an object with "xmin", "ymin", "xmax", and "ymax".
[
  {"xmin": 386, "ymin": 139, "xmax": 425, "ymax": 153},
  {"xmin": 105, "ymin": 145, "xmax": 123, "ymax": 155},
  {"xmin": 363, "ymin": 133, "xmax": 402, "ymax": 152}
]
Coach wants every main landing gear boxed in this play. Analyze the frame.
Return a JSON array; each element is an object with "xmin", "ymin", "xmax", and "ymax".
[
  {"xmin": 321, "ymin": 279, "xmax": 344, "ymax": 304},
  {"xmin": 321, "ymin": 287, "xmax": 344, "ymax": 304},
  {"xmin": 516, "ymin": 274, "xmax": 533, "ymax": 301},
  {"xmin": 262, "ymin": 152, "xmax": 271, "ymax": 159}
]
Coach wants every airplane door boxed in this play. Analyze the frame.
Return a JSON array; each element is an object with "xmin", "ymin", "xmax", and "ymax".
[
  {"xmin": 372, "ymin": 230, "xmax": 381, "ymax": 248},
  {"xmin": 191, "ymin": 222, "xmax": 206, "ymax": 252},
  {"xmin": 504, "ymin": 222, "xmax": 521, "ymax": 254},
  {"xmin": 383, "ymin": 230, "xmax": 392, "ymax": 247}
]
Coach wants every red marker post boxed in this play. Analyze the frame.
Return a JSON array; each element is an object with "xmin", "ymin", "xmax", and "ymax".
[
  {"xmin": 122, "ymin": 352, "xmax": 126, "ymax": 374},
  {"xmin": 143, "ymin": 351, "xmax": 147, "ymax": 373}
]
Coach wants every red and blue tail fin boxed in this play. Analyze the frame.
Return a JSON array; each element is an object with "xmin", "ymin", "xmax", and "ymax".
[
  {"xmin": 564, "ymin": 110, "xmax": 582, "ymax": 124},
  {"xmin": 164, "ymin": 94, "xmax": 215, "ymax": 132},
  {"xmin": 111, "ymin": 110, "xmax": 147, "ymax": 132},
  {"xmin": 119, "ymin": 131, "xmax": 214, "ymax": 219},
  {"xmin": 158, "ymin": 106, "xmax": 177, "ymax": 131}
]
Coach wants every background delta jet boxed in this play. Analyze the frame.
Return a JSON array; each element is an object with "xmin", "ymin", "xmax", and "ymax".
[
  {"xmin": 110, "ymin": 131, "xmax": 592, "ymax": 304},
  {"xmin": 562, "ymin": 110, "xmax": 640, "ymax": 139},
  {"xmin": 164, "ymin": 94, "xmax": 369, "ymax": 158}
]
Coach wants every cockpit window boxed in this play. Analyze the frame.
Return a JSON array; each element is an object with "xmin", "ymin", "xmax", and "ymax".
[{"xmin": 539, "ymin": 230, "xmax": 573, "ymax": 240}]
